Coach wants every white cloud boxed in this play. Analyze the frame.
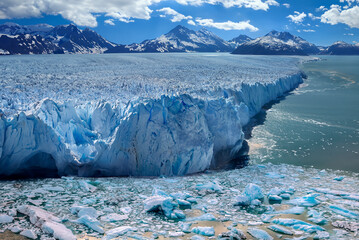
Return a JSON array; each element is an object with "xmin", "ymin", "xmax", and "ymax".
[
  {"xmin": 316, "ymin": 6, "xmax": 328, "ymax": 12},
  {"xmin": 308, "ymin": 13, "xmax": 320, "ymax": 20},
  {"xmin": 303, "ymin": 29, "xmax": 315, "ymax": 32},
  {"xmin": 345, "ymin": 33, "xmax": 354, "ymax": 35},
  {"xmin": 104, "ymin": 19, "xmax": 115, "ymax": 25},
  {"xmin": 187, "ymin": 19, "xmax": 196, "ymax": 25},
  {"xmin": 0, "ymin": 0, "xmax": 162, "ymax": 27},
  {"xmin": 195, "ymin": 18, "xmax": 258, "ymax": 31},
  {"xmin": 287, "ymin": 11, "xmax": 307, "ymax": 24},
  {"xmin": 321, "ymin": 5, "xmax": 359, "ymax": 28},
  {"xmin": 157, "ymin": 7, "xmax": 192, "ymax": 22},
  {"xmin": 283, "ymin": 3, "xmax": 290, "ymax": 8},
  {"xmin": 175, "ymin": 0, "xmax": 279, "ymax": 11}
]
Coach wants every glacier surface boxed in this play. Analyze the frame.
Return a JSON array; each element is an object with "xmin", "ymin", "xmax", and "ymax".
[{"xmin": 0, "ymin": 53, "xmax": 305, "ymax": 177}]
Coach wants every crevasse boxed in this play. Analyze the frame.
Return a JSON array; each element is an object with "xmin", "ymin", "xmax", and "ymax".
[{"xmin": 0, "ymin": 73, "xmax": 303, "ymax": 177}]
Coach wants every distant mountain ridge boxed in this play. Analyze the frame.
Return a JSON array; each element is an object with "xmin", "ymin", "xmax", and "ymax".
[
  {"xmin": 321, "ymin": 41, "xmax": 359, "ymax": 55},
  {"xmin": 232, "ymin": 30, "xmax": 319, "ymax": 56},
  {"xmin": 0, "ymin": 22, "xmax": 116, "ymax": 54},
  {"xmin": 106, "ymin": 25, "xmax": 234, "ymax": 53},
  {"xmin": 1, "ymin": 22, "xmax": 359, "ymax": 55}
]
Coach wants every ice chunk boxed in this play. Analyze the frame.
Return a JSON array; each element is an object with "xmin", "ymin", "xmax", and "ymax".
[
  {"xmin": 187, "ymin": 213, "xmax": 216, "ymax": 222},
  {"xmin": 329, "ymin": 205, "xmax": 359, "ymax": 219},
  {"xmin": 0, "ymin": 214, "xmax": 13, "ymax": 223},
  {"xmin": 247, "ymin": 227, "xmax": 273, "ymax": 240},
  {"xmin": 70, "ymin": 206, "xmax": 100, "ymax": 218},
  {"xmin": 120, "ymin": 207, "xmax": 132, "ymax": 214},
  {"xmin": 180, "ymin": 222, "xmax": 192, "ymax": 233},
  {"xmin": 143, "ymin": 195, "xmax": 176, "ymax": 218},
  {"xmin": 287, "ymin": 194, "xmax": 320, "ymax": 207},
  {"xmin": 334, "ymin": 176, "xmax": 344, "ymax": 181},
  {"xmin": 74, "ymin": 215, "xmax": 104, "ymax": 233},
  {"xmin": 42, "ymin": 221, "xmax": 77, "ymax": 240},
  {"xmin": 276, "ymin": 206, "xmax": 305, "ymax": 215},
  {"xmin": 20, "ymin": 229, "xmax": 37, "ymax": 239},
  {"xmin": 267, "ymin": 224, "xmax": 293, "ymax": 235},
  {"xmin": 102, "ymin": 226, "xmax": 137, "ymax": 240},
  {"xmin": 177, "ymin": 199, "xmax": 192, "ymax": 207},
  {"xmin": 196, "ymin": 181, "xmax": 222, "ymax": 192},
  {"xmin": 100, "ymin": 213, "xmax": 128, "ymax": 222},
  {"xmin": 235, "ymin": 183, "xmax": 264, "ymax": 206},
  {"xmin": 272, "ymin": 218, "xmax": 325, "ymax": 233},
  {"xmin": 268, "ymin": 195, "xmax": 282, "ymax": 204},
  {"xmin": 191, "ymin": 226, "xmax": 215, "ymax": 236},
  {"xmin": 191, "ymin": 235, "xmax": 206, "ymax": 240}
]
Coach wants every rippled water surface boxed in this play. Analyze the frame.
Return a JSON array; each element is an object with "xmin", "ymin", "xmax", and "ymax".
[{"xmin": 247, "ymin": 56, "xmax": 359, "ymax": 172}]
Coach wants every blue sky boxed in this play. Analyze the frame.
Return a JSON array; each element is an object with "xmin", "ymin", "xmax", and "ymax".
[{"xmin": 0, "ymin": 0, "xmax": 358, "ymax": 46}]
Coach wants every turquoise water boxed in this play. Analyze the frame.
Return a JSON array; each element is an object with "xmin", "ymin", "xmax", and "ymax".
[{"xmin": 247, "ymin": 56, "xmax": 359, "ymax": 172}]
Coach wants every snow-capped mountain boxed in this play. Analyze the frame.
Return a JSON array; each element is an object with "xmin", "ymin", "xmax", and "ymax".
[
  {"xmin": 229, "ymin": 34, "xmax": 253, "ymax": 46},
  {"xmin": 0, "ymin": 23, "xmax": 116, "ymax": 54},
  {"xmin": 0, "ymin": 22, "xmax": 54, "ymax": 36},
  {"xmin": 106, "ymin": 25, "xmax": 234, "ymax": 53},
  {"xmin": 44, "ymin": 24, "xmax": 116, "ymax": 53},
  {"xmin": 232, "ymin": 30, "xmax": 319, "ymax": 56},
  {"xmin": 321, "ymin": 41, "xmax": 359, "ymax": 55},
  {"xmin": 0, "ymin": 34, "xmax": 63, "ymax": 55}
]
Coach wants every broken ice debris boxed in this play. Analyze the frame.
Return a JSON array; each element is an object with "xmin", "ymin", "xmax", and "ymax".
[
  {"xmin": 17, "ymin": 205, "xmax": 76, "ymax": 240},
  {"xmin": 247, "ymin": 227, "xmax": 273, "ymax": 240},
  {"xmin": 191, "ymin": 226, "xmax": 215, "ymax": 236},
  {"xmin": 307, "ymin": 210, "xmax": 327, "ymax": 225}
]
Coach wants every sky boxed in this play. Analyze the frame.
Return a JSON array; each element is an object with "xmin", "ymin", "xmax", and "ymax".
[{"xmin": 0, "ymin": 0, "xmax": 359, "ymax": 46}]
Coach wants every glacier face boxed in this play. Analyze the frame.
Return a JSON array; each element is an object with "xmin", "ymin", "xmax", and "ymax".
[{"xmin": 0, "ymin": 54, "xmax": 305, "ymax": 177}]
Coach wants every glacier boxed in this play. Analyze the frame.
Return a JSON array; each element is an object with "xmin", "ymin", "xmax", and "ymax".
[{"xmin": 0, "ymin": 53, "xmax": 306, "ymax": 177}]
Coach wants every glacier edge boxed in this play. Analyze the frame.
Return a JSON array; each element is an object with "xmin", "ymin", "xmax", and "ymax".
[{"xmin": 0, "ymin": 73, "xmax": 304, "ymax": 177}]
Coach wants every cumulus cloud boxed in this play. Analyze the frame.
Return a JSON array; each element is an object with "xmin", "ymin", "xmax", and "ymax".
[
  {"xmin": 308, "ymin": 13, "xmax": 320, "ymax": 20},
  {"xmin": 321, "ymin": 5, "xmax": 359, "ymax": 28},
  {"xmin": 287, "ymin": 11, "xmax": 307, "ymax": 24},
  {"xmin": 157, "ymin": 7, "xmax": 192, "ymax": 22},
  {"xmin": 0, "ymin": 0, "xmax": 162, "ymax": 27},
  {"xmin": 283, "ymin": 3, "xmax": 290, "ymax": 8},
  {"xmin": 303, "ymin": 29, "xmax": 315, "ymax": 32},
  {"xmin": 195, "ymin": 18, "xmax": 259, "ymax": 31},
  {"xmin": 104, "ymin": 19, "xmax": 115, "ymax": 26},
  {"xmin": 175, "ymin": 0, "xmax": 279, "ymax": 11},
  {"xmin": 187, "ymin": 19, "xmax": 196, "ymax": 25}
]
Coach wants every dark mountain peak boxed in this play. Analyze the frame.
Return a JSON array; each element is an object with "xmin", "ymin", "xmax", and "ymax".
[
  {"xmin": 265, "ymin": 30, "xmax": 295, "ymax": 41},
  {"xmin": 230, "ymin": 35, "xmax": 253, "ymax": 44},
  {"xmin": 168, "ymin": 25, "xmax": 191, "ymax": 34}
]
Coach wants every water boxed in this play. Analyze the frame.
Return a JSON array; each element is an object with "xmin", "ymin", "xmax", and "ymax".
[{"xmin": 247, "ymin": 56, "xmax": 359, "ymax": 172}]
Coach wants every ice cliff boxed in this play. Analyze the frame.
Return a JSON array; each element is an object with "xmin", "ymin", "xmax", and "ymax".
[{"xmin": 0, "ymin": 73, "xmax": 304, "ymax": 177}]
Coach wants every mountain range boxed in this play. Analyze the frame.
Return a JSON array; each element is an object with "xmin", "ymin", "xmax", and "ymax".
[{"xmin": 0, "ymin": 22, "xmax": 358, "ymax": 55}]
